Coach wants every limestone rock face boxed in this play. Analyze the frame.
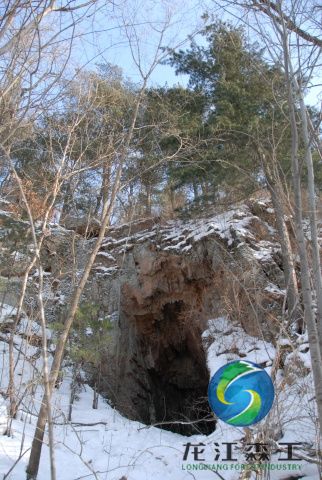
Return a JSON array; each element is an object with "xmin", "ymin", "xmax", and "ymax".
[
  {"xmin": 61, "ymin": 214, "xmax": 101, "ymax": 237},
  {"xmin": 80, "ymin": 198, "xmax": 285, "ymax": 434},
  {"xmin": 0, "ymin": 196, "xmax": 287, "ymax": 434},
  {"xmin": 104, "ymin": 247, "xmax": 217, "ymax": 435}
]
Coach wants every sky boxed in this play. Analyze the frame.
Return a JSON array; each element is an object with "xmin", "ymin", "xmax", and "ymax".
[
  {"xmin": 64, "ymin": 0, "xmax": 207, "ymax": 87},
  {"xmin": 59, "ymin": 0, "xmax": 321, "ymax": 107}
]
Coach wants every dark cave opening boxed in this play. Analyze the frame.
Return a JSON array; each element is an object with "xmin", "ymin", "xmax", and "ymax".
[
  {"xmin": 140, "ymin": 300, "xmax": 216, "ymax": 436},
  {"xmin": 95, "ymin": 286, "xmax": 216, "ymax": 437},
  {"xmin": 162, "ymin": 300, "xmax": 183, "ymax": 323},
  {"xmin": 146, "ymin": 364, "xmax": 216, "ymax": 436}
]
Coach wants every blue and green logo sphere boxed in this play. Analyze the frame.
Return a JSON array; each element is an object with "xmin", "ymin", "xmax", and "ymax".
[{"xmin": 208, "ymin": 360, "xmax": 274, "ymax": 427}]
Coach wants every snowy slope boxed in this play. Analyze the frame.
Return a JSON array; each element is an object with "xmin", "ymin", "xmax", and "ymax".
[
  {"xmin": 0, "ymin": 307, "xmax": 320, "ymax": 480},
  {"xmin": 0, "ymin": 197, "xmax": 320, "ymax": 479}
]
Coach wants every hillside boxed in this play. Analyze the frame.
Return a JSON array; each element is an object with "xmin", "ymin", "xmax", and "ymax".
[{"xmin": 0, "ymin": 194, "xmax": 320, "ymax": 479}]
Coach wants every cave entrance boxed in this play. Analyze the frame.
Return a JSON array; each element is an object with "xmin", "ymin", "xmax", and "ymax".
[
  {"xmin": 146, "ymin": 365, "xmax": 215, "ymax": 436},
  {"xmin": 141, "ymin": 300, "xmax": 216, "ymax": 436},
  {"xmin": 162, "ymin": 300, "xmax": 183, "ymax": 324},
  {"xmin": 97, "ymin": 289, "xmax": 216, "ymax": 437}
]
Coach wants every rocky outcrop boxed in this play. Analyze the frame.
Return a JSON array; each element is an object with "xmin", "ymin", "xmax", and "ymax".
[
  {"xmin": 60, "ymin": 215, "xmax": 101, "ymax": 237},
  {"xmin": 0, "ymin": 195, "xmax": 288, "ymax": 435},
  {"xmin": 79, "ymin": 198, "xmax": 286, "ymax": 434},
  {"xmin": 103, "ymin": 248, "xmax": 217, "ymax": 435}
]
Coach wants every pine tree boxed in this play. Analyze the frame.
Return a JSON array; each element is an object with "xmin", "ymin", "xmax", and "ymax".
[{"xmin": 167, "ymin": 20, "xmax": 289, "ymax": 202}]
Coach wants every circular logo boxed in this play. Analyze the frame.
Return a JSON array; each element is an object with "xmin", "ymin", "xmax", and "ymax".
[{"xmin": 208, "ymin": 360, "xmax": 274, "ymax": 427}]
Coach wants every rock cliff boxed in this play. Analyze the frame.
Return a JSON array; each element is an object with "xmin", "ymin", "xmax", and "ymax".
[
  {"xmin": 0, "ymin": 195, "xmax": 288, "ymax": 435},
  {"xmin": 81, "ymin": 197, "xmax": 285, "ymax": 434}
]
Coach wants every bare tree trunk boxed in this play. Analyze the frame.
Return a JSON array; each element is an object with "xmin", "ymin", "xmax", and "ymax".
[
  {"xmin": 169, "ymin": 186, "xmax": 175, "ymax": 214},
  {"xmin": 267, "ymin": 178, "xmax": 301, "ymax": 329},
  {"xmin": 92, "ymin": 365, "xmax": 101, "ymax": 410},
  {"xmin": 10, "ymin": 169, "xmax": 57, "ymax": 480},
  {"xmin": 145, "ymin": 184, "xmax": 152, "ymax": 216},
  {"xmin": 26, "ymin": 178, "xmax": 118, "ymax": 480},
  {"xmin": 7, "ymin": 258, "xmax": 36, "ymax": 421},
  {"xmin": 60, "ymin": 182, "xmax": 73, "ymax": 219},
  {"xmin": 26, "ymin": 84, "xmax": 147, "ymax": 480},
  {"xmin": 4, "ymin": 131, "xmax": 73, "ymax": 439},
  {"xmin": 94, "ymin": 163, "xmax": 111, "ymax": 217},
  {"xmin": 201, "ymin": 181, "xmax": 209, "ymax": 203},
  {"xmin": 192, "ymin": 181, "xmax": 199, "ymax": 202},
  {"xmin": 67, "ymin": 365, "xmax": 77, "ymax": 422},
  {"xmin": 296, "ymin": 83, "xmax": 322, "ymax": 355},
  {"xmin": 279, "ymin": 17, "xmax": 322, "ymax": 434}
]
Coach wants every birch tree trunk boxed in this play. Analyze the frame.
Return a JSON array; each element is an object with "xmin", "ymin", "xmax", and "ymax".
[
  {"xmin": 26, "ymin": 84, "xmax": 146, "ymax": 480},
  {"xmin": 295, "ymin": 83, "xmax": 322, "ymax": 356},
  {"xmin": 278, "ymin": 15, "xmax": 322, "ymax": 436},
  {"xmin": 267, "ymin": 179, "xmax": 301, "ymax": 329}
]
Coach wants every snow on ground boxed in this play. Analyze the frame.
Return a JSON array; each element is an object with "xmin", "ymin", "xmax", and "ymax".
[
  {"xmin": 204, "ymin": 317, "xmax": 276, "ymax": 375},
  {"xmin": 0, "ymin": 305, "xmax": 18, "ymax": 323},
  {"xmin": 0, "ymin": 308, "xmax": 320, "ymax": 479}
]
